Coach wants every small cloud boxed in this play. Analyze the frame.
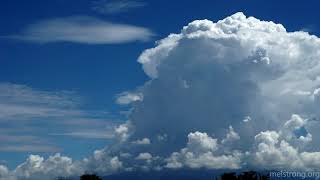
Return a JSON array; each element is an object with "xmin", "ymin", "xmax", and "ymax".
[
  {"xmin": 116, "ymin": 91, "xmax": 143, "ymax": 105},
  {"xmin": 221, "ymin": 126, "xmax": 240, "ymax": 144},
  {"xmin": 8, "ymin": 16, "xmax": 154, "ymax": 44},
  {"xmin": 135, "ymin": 152, "xmax": 152, "ymax": 160},
  {"xmin": 132, "ymin": 137, "xmax": 151, "ymax": 145},
  {"xmin": 243, "ymin": 116, "xmax": 251, "ymax": 123},
  {"xmin": 92, "ymin": 0, "xmax": 146, "ymax": 14}
]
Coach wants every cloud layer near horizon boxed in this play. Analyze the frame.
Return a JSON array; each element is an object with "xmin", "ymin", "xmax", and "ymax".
[{"xmin": 2, "ymin": 12, "xmax": 320, "ymax": 180}]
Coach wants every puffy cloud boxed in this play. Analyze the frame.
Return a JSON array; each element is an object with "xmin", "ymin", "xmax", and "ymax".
[
  {"xmin": 14, "ymin": 154, "xmax": 81, "ymax": 180},
  {"xmin": 115, "ymin": 122, "xmax": 132, "ymax": 142},
  {"xmin": 221, "ymin": 126, "xmax": 240, "ymax": 144},
  {"xmin": 10, "ymin": 16, "xmax": 153, "ymax": 44},
  {"xmin": 166, "ymin": 131, "xmax": 242, "ymax": 169},
  {"xmin": 131, "ymin": 12, "xmax": 320, "ymax": 156},
  {"xmin": 0, "ymin": 165, "xmax": 9, "ymax": 175},
  {"xmin": 131, "ymin": 12, "xmax": 320, "ymax": 172},
  {"xmin": 280, "ymin": 114, "xmax": 312, "ymax": 145},
  {"xmin": 110, "ymin": 157, "xmax": 123, "ymax": 170},
  {"xmin": 135, "ymin": 153, "xmax": 153, "ymax": 161},
  {"xmin": 250, "ymin": 115, "xmax": 320, "ymax": 171},
  {"xmin": 82, "ymin": 150, "xmax": 123, "ymax": 175},
  {"xmin": 0, "ymin": 165, "xmax": 14, "ymax": 180},
  {"xmin": 186, "ymin": 132, "xmax": 218, "ymax": 153},
  {"xmin": 251, "ymin": 133, "xmax": 301, "ymax": 170}
]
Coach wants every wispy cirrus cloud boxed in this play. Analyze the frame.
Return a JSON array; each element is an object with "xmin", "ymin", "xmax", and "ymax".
[
  {"xmin": 0, "ymin": 134, "xmax": 60, "ymax": 153},
  {"xmin": 9, "ymin": 16, "xmax": 154, "ymax": 44},
  {"xmin": 0, "ymin": 145, "xmax": 60, "ymax": 153},
  {"xmin": 92, "ymin": 0, "xmax": 146, "ymax": 14},
  {"xmin": 49, "ymin": 131, "xmax": 115, "ymax": 139},
  {"xmin": 0, "ymin": 83, "xmax": 82, "ymax": 121},
  {"xmin": 0, "ymin": 82, "xmax": 118, "ymax": 153}
]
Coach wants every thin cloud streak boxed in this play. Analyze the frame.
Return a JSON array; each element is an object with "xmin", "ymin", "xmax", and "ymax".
[
  {"xmin": 9, "ymin": 16, "xmax": 154, "ymax": 44},
  {"xmin": 92, "ymin": 0, "xmax": 146, "ymax": 14},
  {"xmin": 49, "ymin": 131, "xmax": 115, "ymax": 139},
  {"xmin": 0, "ymin": 135, "xmax": 59, "ymax": 153},
  {"xmin": 0, "ymin": 145, "xmax": 60, "ymax": 153}
]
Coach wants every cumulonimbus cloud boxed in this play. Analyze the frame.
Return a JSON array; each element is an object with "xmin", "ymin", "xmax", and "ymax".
[
  {"xmin": 2, "ymin": 12, "xmax": 320, "ymax": 179},
  {"xmin": 9, "ymin": 16, "xmax": 154, "ymax": 44}
]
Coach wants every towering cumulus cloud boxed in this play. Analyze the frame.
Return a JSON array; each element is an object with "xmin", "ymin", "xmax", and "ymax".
[{"xmin": 2, "ymin": 12, "xmax": 320, "ymax": 179}]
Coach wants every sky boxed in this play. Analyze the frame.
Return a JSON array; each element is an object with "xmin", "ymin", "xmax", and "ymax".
[{"xmin": 1, "ymin": 0, "xmax": 320, "ymax": 179}]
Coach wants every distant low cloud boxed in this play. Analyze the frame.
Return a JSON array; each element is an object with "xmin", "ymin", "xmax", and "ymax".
[
  {"xmin": 135, "ymin": 152, "xmax": 152, "ymax": 161},
  {"xmin": 10, "ymin": 16, "xmax": 153, "ymax": 44},
  {"xmin": 92, "ymin": 0, "xmax": 146, "ymax": 14}
]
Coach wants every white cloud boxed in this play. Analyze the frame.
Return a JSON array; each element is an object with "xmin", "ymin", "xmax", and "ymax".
[
  {"xmin": 280, "ymin": 114, "xmax": 312, "ymax": 145},
  {"xmin": 166, "ymin": 131, "xmax": 242, "ymax": 169},
  {"xmin": 14, "ymin": 154, "xmax": 81, "ymax": 180},
  {"xmin": 242, "ymin": 116, "xmax": 251, "ymax": 123},
  {"xmin": 110, "ymin": 157, "xmax": 123, "ymax": 170},
  {"xmin": 5, "ymin": 12, "xmax": 320, "ymax": 179},
  {"xmin": 114, "ymin": 122, "xmax": 132, "ymax": 142},
  {"xmin": 221, "ymin": 126, "xmax": 240, "ymax": 144},
  {"xmin": 132, "ymin": 138, "xmax": 151, "ymax": 145},
  {"xmin": 92, "ymin": 0, "xmax": 146, "ymax": 14},
  {"xmin": 249, "ymin": 115, "xmax": 320, "ymax": 171},
  {"xmin": 135, "ymin": 153, "xmax": 152, "ymax": 161},
  {"xmin": 0, "ymin": 165, "xmax": 13, "ymax": 180},
  {"xmin": 187, "ymin": 132, "xmax": 218, "ymax": 153},
  {"xmin": 132, "ymin": 12, "xmax": 320, "ymax": 172},
  {"xmin": 83, "ymin": 151, "xmax": 122, "ymax": 174},
  {"xmin": 10, "ymin": 16, "xmax": 153, "ymax": 44},
  {"xmin": 116, "ymin": 91, "xmax": 143, "ymax": 105}
]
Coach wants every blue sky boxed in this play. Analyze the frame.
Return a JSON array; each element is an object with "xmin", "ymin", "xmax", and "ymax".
[{"xmin": 1, "ymin": 0, "xmax": 320, "ymax": 170}]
